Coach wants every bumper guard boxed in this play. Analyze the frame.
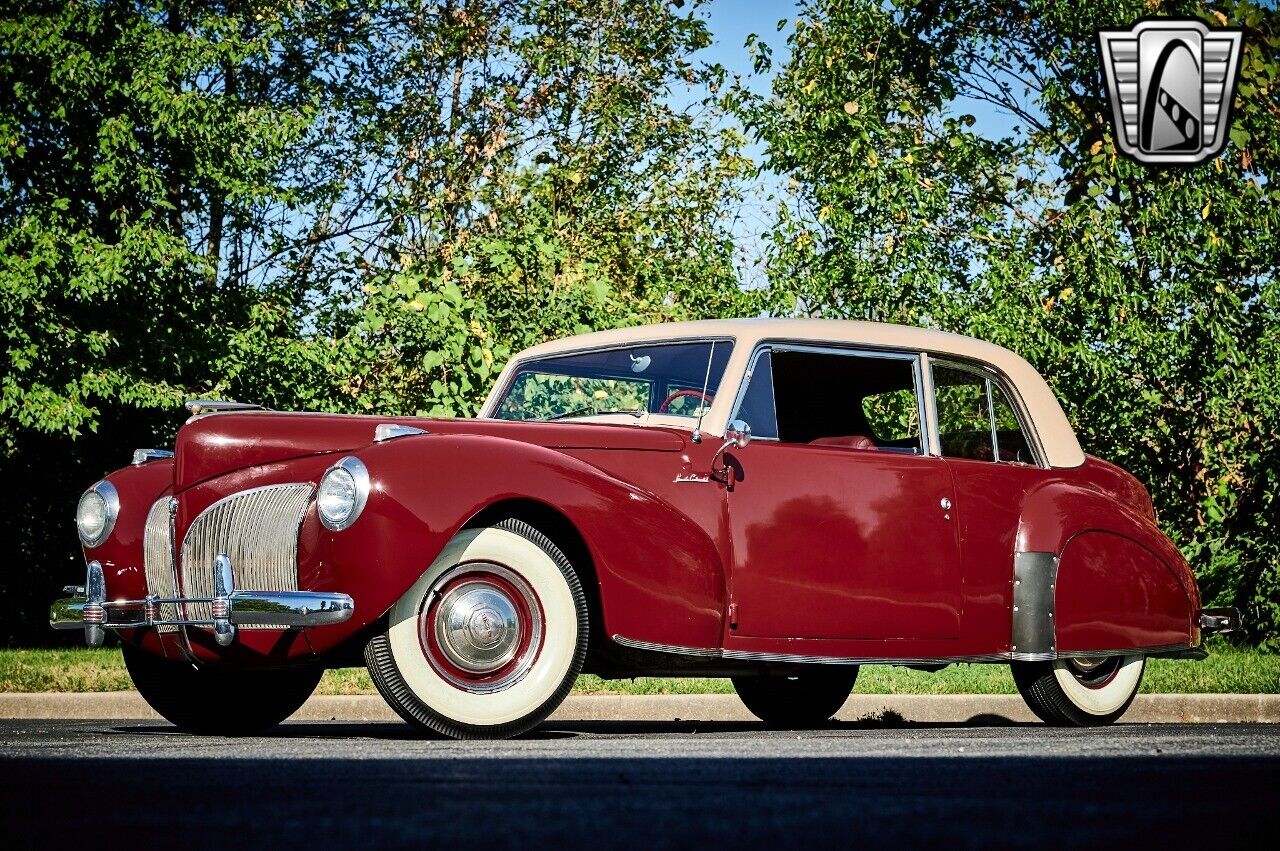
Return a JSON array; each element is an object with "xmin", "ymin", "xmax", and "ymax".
[{"xmin": 50, "ymin": 556, "xmax": 354, "ymax": 648}]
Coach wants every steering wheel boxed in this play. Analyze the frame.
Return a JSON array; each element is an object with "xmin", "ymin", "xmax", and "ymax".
[{"xmin": 658, "ymin": 389, "xmax": 713, "ymax": 414}]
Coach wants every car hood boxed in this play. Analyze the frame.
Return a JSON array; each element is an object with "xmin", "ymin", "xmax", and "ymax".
[{"xmin": 173, "ymin": 411, "xmax": 688, "ymax": 492}]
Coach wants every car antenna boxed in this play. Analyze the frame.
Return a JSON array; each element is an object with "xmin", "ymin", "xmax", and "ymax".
[{"xmin": 691, "ymin": 341, "xmax": 715, "ymax": 444}]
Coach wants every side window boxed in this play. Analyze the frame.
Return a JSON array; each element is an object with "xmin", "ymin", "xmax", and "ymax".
[
  {"xmin": 735, "ymin": 350, "xmax": 779, "ymax": 439},
  {"xmin": 990, "ymin": 383, "xmax": 1033, "ymax": 463},
  {"xmin": 861, "ymin": 389, "xmax": 920, "ymax": 447},
  {"xmin": 932, "ymin": 365, "xmax": 994, "ymax": 461},
  {"xmin": 734, "ymin": 348, "xmax": 922, "ymax": 453},
  {"xmin": 932, "ymin": 362, "xmax": 1033, "ymax": 463}
]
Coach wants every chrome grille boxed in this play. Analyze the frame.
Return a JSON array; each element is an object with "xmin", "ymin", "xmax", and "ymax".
[
  {"xmin": 142, "ymin": 498, "xmax": 179, "ymax": 633},
  {"xmin": 180, "ymin": 484, "xmax": 313, "ymax": 628}
]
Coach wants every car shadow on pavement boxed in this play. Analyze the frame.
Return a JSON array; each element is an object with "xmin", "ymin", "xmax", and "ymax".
[{"xmin": 107, "ymin": 713, "xmax": 1033, "ymax": 740}]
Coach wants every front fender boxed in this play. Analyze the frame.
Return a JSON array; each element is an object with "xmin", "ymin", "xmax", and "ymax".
[
  {"xmin": 308, "ymin": 433, "xmax": 727, "ymax": 654},
  {"xmin": 1017, "ymin": 481, "xmax": 1198, "ymax": 652}
]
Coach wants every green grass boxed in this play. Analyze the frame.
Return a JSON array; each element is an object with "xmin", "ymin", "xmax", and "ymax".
[{"xmin": 2, "ymin": 639, "xmax": 1275, "ymax": 694}]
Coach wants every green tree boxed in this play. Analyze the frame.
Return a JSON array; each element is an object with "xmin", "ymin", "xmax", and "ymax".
[
  {"xmin": 222, "ymin": 0, "xmax": 757, "ymax": 418},
  {"xmin": 744, "ymin": 0, "xmax": 1280, "ymax": 643}
]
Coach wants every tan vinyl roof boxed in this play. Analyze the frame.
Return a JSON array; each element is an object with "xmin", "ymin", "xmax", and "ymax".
[{"xmin": 483, "ymin": 319, "xmax": 1085, "ymax": 468}]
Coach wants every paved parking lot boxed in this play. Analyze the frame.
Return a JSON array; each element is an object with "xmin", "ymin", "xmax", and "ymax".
[{"xmin": 2, "ymin": 719, "xmax": 1275, "ymax": 849}]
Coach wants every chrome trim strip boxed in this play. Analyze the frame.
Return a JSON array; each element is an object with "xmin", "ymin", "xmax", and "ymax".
[
  {"xmin": 1056, "ymin": 644, "xmax": 1191, "ymax": 659},
  {"xmin": 611, "ymin": 635, "xmax": 721, "ymax": 658},
  {"xmin": 132, "ymin": 448, "xmax": 174, "ymax": 465},
  {"xmin": 721, "ymin": 649, "xmax": 1010, "ymax": 666},
  {"xmin": 612, "ymin": 634, "xmax": 1194, "ymax": 666},
  {"xmin": 1011, "ymin": 551, "xmax": 1058, "ymax": 657},
  {"xmin": 611, "ymin": 634, "xmax": 1007, "ymax": 666}
]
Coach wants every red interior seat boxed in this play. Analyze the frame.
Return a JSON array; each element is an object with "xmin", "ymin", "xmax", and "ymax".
[{"xmin": 809, "ymin": 435, "xmax": 876, "ymax": 451}]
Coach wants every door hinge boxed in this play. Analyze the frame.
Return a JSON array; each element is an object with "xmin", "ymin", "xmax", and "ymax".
[{"xmin": 728, "ymin": 602, "xmax": 739, "ymax": 630}]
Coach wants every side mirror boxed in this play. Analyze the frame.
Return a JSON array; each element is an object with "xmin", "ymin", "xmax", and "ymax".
[{"xmin": 711, "ymin": 420, "xmax": 751, "ymax": 484}]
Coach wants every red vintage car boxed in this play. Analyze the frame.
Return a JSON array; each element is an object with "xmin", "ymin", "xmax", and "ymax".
[{"xmin": 52, "ymin": 320, "xmax": 1237, "ymax": 737}]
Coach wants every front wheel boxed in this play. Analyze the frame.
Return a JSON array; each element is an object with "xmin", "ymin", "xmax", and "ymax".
[
  {"xmin": 1012, "ymin": 654, "xmax": 1145, "ymax": 726},
  {"xmin": 122, "ymin": 643, "xmax": 321, "ymax": 735},
  {"xmin": 364, "ymin": 519, "xmax": 589, "ymax": 740},
  {"xmin": 732, "ymin": 668, "xmax": 859, "ymax": 728}
]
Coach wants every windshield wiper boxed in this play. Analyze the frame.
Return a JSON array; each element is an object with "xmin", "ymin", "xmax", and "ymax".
[{"xmin": 545, "ymin": 407, "xmax": 645, "ymax": 421}]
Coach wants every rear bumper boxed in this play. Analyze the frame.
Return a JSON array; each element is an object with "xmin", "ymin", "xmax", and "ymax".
[
  {"xmin": 1199, "ymin": 607, "xmax": 1242, "ymax": 637},
  {"xmin": 51, "ymin": 558, "xmax": 354, "ymax": 647}
]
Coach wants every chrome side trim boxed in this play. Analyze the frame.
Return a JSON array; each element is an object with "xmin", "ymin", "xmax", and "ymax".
[
  {"xmin": 611, "ymin": 634, "xmax": 1007, "ymax": 666},
  {"xmin": 374, "ymin": 423, "xmax": 428, "ymax": 442},
  {"xmin": 1056, "ymin": 644, "xmax": 1191, "ymax": 659},
  {"xmin": 611, "ymin": 634, "xmax": 1194, "ymax": 666},
  {"xmin": 610, "ymin": 635, "xmax": 721, "ymax": 658},
  {"xmin": 1011, "ymin": 551, "xmax": 1058, "ymax": 658},
  {"xmin": 180, "ymin": 483, "xmax": 313, "ymax": 628}
]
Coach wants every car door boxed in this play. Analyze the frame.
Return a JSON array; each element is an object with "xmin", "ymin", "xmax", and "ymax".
[
  {"xmin": 724, "ymin": 345, "xmax": 962, "ymax": 640},
  {"xmin": 928, "ymin": 359, "xmax": 1051, "ymax": 647}
]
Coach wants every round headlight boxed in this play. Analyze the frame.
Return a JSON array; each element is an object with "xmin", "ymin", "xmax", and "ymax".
[
  {"xmin": 76, "ymin": 481, "xmax": 119, "ymax": 547},
  {"xmin": 317, "ymin": 457, "xmax": 370, "ymax": 531}
]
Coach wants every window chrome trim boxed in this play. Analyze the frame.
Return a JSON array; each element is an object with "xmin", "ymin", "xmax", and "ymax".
[
  {"xmin": 727, "ymin": 340, "xmax": 929, "ymax": 455},
  {"xmin": 928, "ymin": 356, "xmax": 1048, "ymax": 468}
]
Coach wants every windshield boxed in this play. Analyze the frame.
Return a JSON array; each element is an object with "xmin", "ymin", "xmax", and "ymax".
[{"xmin": 491, "ymin": 341, "xmax": 734, "ymax": 421}]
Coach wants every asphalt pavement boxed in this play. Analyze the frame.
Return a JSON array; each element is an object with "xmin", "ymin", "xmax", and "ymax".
[{"xmin": 2, "ymin": 719, "xmax": 1275, "ymax": 849}]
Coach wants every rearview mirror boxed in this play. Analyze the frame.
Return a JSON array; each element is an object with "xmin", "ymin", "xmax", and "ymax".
[{"xmin": 726, "ymin": 419, "xmax": 752, "ymax": 449}]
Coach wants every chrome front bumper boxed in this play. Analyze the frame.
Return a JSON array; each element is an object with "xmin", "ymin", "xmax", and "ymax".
[{"xmin": 51, "ymin": 557, "xmax": 354, "ymax": 648}]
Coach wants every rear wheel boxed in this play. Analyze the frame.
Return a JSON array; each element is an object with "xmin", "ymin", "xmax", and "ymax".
[
  {"xmin": 732, "ymin": 668, "xmax": 859, "ymax": 728},
  {"xmin": 1012, "ymin": 654, "xmax": 1145, "ymax": 726},
  {"xmin": 122, "ymin": 643, "xmax": 321, "ymax": 735},
  {"xmin": 364, "ymin": 519, "xmax": 588, "ymax": 739}
]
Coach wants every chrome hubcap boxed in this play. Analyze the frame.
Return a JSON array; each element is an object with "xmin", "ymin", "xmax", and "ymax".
[
  {"xmin": 420, "ymin": 562, "xmax": 544, "ymax": 694},
  {"xmin": 1068, "ymin": 655, "xmax": 1109, "ymax": 673},
  {"xmin": 435, "ymin": 581, "xmax": 521, "ymax": 673}
]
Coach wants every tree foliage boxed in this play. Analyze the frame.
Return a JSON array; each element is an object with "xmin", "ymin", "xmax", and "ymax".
[{"xmin": 742, "ymin": 0, "xmax": 1279, "ymax": 643}]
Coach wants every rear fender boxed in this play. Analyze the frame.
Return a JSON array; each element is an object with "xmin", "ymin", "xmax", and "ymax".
[
  {"xmin": 310, "ymin": 433, "xmax": 727, "ymax": 654},
  {"xmin": 1015, "ymin": 482, "xmax": 1197, "ymax": 655}
]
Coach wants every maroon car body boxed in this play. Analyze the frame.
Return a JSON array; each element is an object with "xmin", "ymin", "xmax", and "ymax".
[{"xmin": 53, "ymin": 319, "xmax": 1235, "ymax": 735}]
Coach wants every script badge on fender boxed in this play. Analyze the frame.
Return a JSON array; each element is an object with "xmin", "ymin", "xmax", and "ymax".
[{"xmin": 1098, "ymin": 18, "xmax": 1244, "ymax": 166}]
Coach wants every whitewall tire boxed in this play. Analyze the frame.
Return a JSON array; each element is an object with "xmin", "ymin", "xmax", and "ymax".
[
  {"xmin": 364, "ymin": 519, "xmax": 588, "ymax": 739},
  {"xmin": 1012, "ymin": 654, "xmax": 1145, "ymax": 726}
]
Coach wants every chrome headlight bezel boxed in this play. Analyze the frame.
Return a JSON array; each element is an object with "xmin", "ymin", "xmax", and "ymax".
[
  {"xmin": 317, "ymin": 456, "xmax": 370, "ymax": 532},
  {"xmin": 76, "ymin": 480, "xmax": 120, "ymax": 548}
]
